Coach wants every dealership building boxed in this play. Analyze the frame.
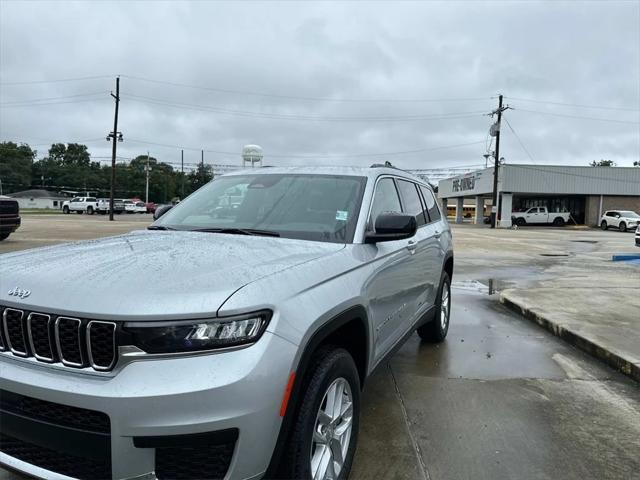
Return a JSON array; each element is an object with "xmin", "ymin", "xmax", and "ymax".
[{"xmin": 438, "ymin": 164, "xmax": 640, "ymax": 227}]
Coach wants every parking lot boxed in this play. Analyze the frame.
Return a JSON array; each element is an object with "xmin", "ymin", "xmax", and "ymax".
[{"xmin": 1, "ymin": 216, "xmax": 639, "ymax": 479}]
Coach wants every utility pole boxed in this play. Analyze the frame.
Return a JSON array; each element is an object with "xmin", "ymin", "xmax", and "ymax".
[
  {"xmin": 145, "ymin": 151, "xmax": 150, "ymax": 204},
  {"xmin": 181, "ymin": 149, "xmax": 184, "ymax": 199},
  {"xmin": 490, "ymin": 94, "xmax": 508, "ymax": 228},
  {"xmin": 107, "ymin": 76, "xmax": 122, "ymax": 221}
]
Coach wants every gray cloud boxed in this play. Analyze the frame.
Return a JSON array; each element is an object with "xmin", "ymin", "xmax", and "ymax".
[{"xmin": 1, "ymin": 0, "xmax": 638, "ymax": 172}]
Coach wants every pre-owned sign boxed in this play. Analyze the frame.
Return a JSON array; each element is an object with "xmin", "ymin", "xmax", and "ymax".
[{"xmin": 452, "ymin": 176, "xmax": 475, "ymax": 192}]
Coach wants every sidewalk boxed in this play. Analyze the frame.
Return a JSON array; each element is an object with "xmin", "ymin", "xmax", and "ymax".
[{"xmin": 451, "ymin": 224, "xmax": 640, "ymax": 382}]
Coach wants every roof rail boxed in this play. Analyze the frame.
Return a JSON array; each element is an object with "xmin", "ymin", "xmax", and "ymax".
[{"xmin": 370, "ymin": 161, "xmax": 402, "ymax": 170}]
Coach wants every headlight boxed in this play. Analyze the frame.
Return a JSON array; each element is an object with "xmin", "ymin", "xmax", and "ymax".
[{"xmin": 121, "ymin": 311, "xmax": 271, "ymax": 353}]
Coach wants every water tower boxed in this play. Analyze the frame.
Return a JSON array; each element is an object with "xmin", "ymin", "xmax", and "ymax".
[{"xmin": 242, "ymin": 144, "xmax": 263, "ymax": 168}]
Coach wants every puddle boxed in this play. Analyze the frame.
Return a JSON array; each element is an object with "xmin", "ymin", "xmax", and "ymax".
[
  {"xmin": 539, "ymin": 253, "xmax": 570, "ymax": 257},
  {"xmin": 452, "ymin": 279, "xmax": 511, "ymax": 295},
  {"xmin": 571, "ymin": 240, "xmax": 598, "ymax": 244}
]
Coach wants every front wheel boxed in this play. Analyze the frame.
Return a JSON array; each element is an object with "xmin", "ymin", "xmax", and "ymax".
[
  {"xmin": 63, "ymin": 206, "xmax": 69, "ymax": 214},
  {"xmin": 417, "ymin": 271, "xmax": 451, "ymax": 343},
  {"xmin": 516, "ymin": 217, "xmax": 526, "ymax": 227},
  {"xmin": 619, "ymin": 222, "xmax": 627, "ymax": 232},
  {"xmin": 285, "ymin": 347, "xmax": 360, "ymax": 480},
  {"xmin": 601, "ymin": 221, "xmax": 608, "ymax": 230}
]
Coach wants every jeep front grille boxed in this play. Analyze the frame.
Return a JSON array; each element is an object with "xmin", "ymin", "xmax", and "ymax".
[{"xmin": 0, "ymin": 306, "xmax": 117, "ymax": 372}]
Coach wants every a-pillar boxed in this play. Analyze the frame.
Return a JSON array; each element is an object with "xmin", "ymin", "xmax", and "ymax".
[
  {"xmin": 455, "ymin": 197, "xmax": 464, "ymax": 224},
  {"xmin": 474, "ymin": 196, "xmax": 484, "ymax": 225},
  {"xmin": 499, "ymin": 193, "xmax": 513, "ymax": 228}
]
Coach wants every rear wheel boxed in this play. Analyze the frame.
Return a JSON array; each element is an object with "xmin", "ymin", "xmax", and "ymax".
[
  {"xmin": 601, "ymin": 221, "xmax": 608, "ymax": 230},
  {"xmin": 417, "ymin": 271, "xmax": 451, "ymax": 343},
  {"xmin": 285, "ymin": 347, "xmax": 360, "ymax": 480},
  {"xmin": 87, "ymin": 206, "xmax": 94, "ymax": 215},
  {"xmin": 619, "ymin": 222, "xmax": 627, "ymax": 232},
  {"xmin": 553, "ymin": 217, "xmax": 565, "ymax": 226},
  {"xmin": 516, "ymin": 217, "xmax": 526, "ymax": 227}
]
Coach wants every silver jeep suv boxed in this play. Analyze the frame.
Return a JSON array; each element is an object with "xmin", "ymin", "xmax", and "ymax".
[{"xmin": 0, "ymin": 166, "xmax": 453, "ymax": 480}]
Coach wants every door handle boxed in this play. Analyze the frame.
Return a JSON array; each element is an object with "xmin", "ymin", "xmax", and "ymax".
[
  {"xmin": 406, "ymin": 240, "xmax": 417, "ymax": 253},
  {"xmin": 434, "ymin": 230, "xmax": 442, "ymax": 239}
]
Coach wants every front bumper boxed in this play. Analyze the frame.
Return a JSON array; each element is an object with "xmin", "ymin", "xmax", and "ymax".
[
  {"xmin": 0, "ymin": 331, "xmax": 296, "ymax": 480},
  {"xmin": 0, "ymin": 215, "xmax": 21, "ymax": 233}
]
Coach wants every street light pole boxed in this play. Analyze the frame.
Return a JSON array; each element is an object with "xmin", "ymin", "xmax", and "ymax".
[
  {"xmin": 145, "ymin": 151, "xmax": 150, "ymax": 204},
  {"xmin": 490, "ymin": 94, "xmax": 505, "ymax": 229}
]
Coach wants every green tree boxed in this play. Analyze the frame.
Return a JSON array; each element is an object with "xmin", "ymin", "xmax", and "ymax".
[
  {"xmin": 33, "ymin": 143, "xmax": 101, "ymax": 192},
  {"xmin": 589, "ymin": 159, "xmax": 616, "ymax": 167},
  {"xmin": 187, "ymin": 163, "xmax": 214, "ymax": 193},
  {"xmin": 634, "ymin": 160, "xmax": 639, "ymax": 167},
  {"xmin": 0, "ymin": 142, "xmax": 36, "ymax": 193}
]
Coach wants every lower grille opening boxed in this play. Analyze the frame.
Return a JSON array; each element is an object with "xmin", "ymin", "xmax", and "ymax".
[
  {"xmin": 155, "ymin": 443, "xmax": 235, "ymax": 480},
  {"xmin": 0, "ymin": 433, "xmax": 112, "ymax": 480}
]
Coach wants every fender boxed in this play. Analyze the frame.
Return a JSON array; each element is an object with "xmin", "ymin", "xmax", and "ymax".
[{"xmin": 264, "ymin": 305, "xmax": 369, "ymax": 477}]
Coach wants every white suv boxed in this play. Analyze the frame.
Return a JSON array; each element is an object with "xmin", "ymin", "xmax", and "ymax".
[{"xmin": 600, "ymin": 210, "xmax": 640, "ymax": 232}]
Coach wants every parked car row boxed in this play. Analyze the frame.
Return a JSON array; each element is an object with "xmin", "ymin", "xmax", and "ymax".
[{"xmin": 61, "ymin": 197, "xmax": 156, "ymax": 215}]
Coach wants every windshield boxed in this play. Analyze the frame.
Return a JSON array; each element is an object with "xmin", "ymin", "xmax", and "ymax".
[
  {"xmin": 155, "ymin": 173, "xmax": 367, "ymax": 243},
  {"xmin": 619, "ymin": 211, "xmax": 640, "ymax": 218}
]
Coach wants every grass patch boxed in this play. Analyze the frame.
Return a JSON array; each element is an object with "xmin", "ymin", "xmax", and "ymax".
[{"xmin": 21, "ymin": 209, "xmax": 64, "ymax": 215}]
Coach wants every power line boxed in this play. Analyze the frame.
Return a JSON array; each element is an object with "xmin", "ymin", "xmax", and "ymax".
[
  {"xmin": 0, "ymin": 97, "xmax": 107, "ymax": 109},
  {"xmin": 122, "ymin": 94, "xmax": 487, "ymax": 122},
  {"xmin": 503, "ymin": 118, "xmax": 537, "ymax": 164},
  {"xmin": 513, "ymin": 107, "xmax": 640, "ymax": 125},
  {"xmin": 125, "ymin": 137, "xmax": 486, "ymax": 159},
  {"xmin": 121, "ymin": 74, "xmax": 491, "ymax": 104},
  {"xmin": 0, "ymin": 75, "xmax": 114, "ymax": 86},
  {"xmin": 0, "ymin": 92, "xmax": 109, "ymax": 106},
  {"xmin": 505, "ymin": 96, "xmax": 640, "ymax": 112}
]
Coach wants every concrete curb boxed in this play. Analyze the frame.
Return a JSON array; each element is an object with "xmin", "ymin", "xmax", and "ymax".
[{"xmin": 500, "ymin": 295, "xmax": 639, "ymax": 383}]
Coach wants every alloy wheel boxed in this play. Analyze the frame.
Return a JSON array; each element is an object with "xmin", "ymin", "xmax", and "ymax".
[
  {"xmin": 441, "ymin": 282, "xmax": 451, "ymax": 330},
  {"xmin": 310, "ymin": 377, "xmax": 354, "ymax": 480}
]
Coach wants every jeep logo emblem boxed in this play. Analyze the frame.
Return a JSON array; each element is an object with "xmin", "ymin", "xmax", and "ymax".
[{"xmin": 7, "ymin": 287, "xmax": 31, "ymax": 299}]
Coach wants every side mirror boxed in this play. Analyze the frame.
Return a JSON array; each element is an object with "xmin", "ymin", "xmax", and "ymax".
[
  {"xmin": 153, "ymin": 205, "xmax": 173, "ymax": 220},
  {"xmin": 365, "ymin": 213, "xmax": 417, "ymax": 244}
]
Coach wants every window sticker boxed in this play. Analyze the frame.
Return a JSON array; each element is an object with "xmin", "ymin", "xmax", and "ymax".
[{"xmin": 336, "ymin": 210, "xmax": 348, "ymax": 221}]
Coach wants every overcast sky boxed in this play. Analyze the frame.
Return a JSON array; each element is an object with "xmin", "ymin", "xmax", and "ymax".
[{"xmin": 1, "ymin": 0, "xmax": 639, "ymax": 172}]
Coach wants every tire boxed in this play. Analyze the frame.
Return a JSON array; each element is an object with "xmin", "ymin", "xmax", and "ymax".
[
  {"xmin": 285, "ymin": 347, "xmax": 360, "ymax": 480},
  {"xmin": 553, "ymin": 217, "xmax": 565, "ymax": 226},
  {"xmin": 516, "ymin": 217, "xmax": 526, "ymax": 227},
  {"xmin": 0, "ymin": 232, "xmax": 10, "ymax": 241},
  {"xmin": 619, "ymin": 222, "xmax": 627, "ymax": 232},
  {"xmin": 63, "ymin": 206, "xmax": 70, "ymax": 214},
  {"xmin": 601, "ymin": 221, "xmax": 608, "ymax": 230},
  {"xmin": 87, "ymin": 206, "xmax": 94, "ymax": 215},
  {"xmin": 417, "ymin": 271, "xmax": 451, "ymax": 343}
]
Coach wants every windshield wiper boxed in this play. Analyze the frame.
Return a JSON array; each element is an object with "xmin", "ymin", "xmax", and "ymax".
[
  {"xmin": 191, "ymin": 227, "xmax": 280, "ymax": 237},
  {"xmin": 147, "ymin": 225, "xmax": 177, "ymax": 231}
]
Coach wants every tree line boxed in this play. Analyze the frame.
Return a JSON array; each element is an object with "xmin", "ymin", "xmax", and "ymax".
[{"xmin": 0, "ymin": 141, "xmax": 214, "ymax": 202}]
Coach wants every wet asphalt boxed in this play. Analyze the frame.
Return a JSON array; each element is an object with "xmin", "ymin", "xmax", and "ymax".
[{"xmin": 351, "ymin": 283, "xmax": 640, "ymax": 480}]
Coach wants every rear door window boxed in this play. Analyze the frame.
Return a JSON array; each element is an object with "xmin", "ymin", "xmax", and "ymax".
[
  {"xmin": 419, "ymin": 185, "xmax": 441, "ymax": 222},
  {"xmin": 396, "ymin": 180, "xmax": 426, "ymax": 226}
]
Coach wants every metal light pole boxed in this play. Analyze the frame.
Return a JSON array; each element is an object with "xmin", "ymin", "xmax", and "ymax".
[{"xmin": 107, "ymin": 76, "xmax": 122, "ymax": 221}]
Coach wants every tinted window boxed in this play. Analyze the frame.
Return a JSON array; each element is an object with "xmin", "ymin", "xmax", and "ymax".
[
  {"xmin": 419, "ymin": 185, "xmax": 441, "ymax": 222},
  {"xmin": 369, "ymin": 178, "xmax": 402, "ymax": 229},
  {"xmin": 87, "ymin": 197, "xmax": 96, "ymax": 202},
  {"xmin": 396, "ymin": 180, "xmax": 426, "ymax": 226}
]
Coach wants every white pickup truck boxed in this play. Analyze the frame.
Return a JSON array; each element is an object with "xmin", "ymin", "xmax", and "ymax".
[
  {"xmin": 61, "ymin": 197, "xmax": 99, "ymax": 215},
  {"xmin": 511, "ymin": 207, "xmax": 571, "ymax": 227}
]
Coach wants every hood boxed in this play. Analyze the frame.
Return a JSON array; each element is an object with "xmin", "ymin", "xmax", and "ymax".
[{"xmin": 0, "ymin": 230, "xmax": 344, "ymax": 319}]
